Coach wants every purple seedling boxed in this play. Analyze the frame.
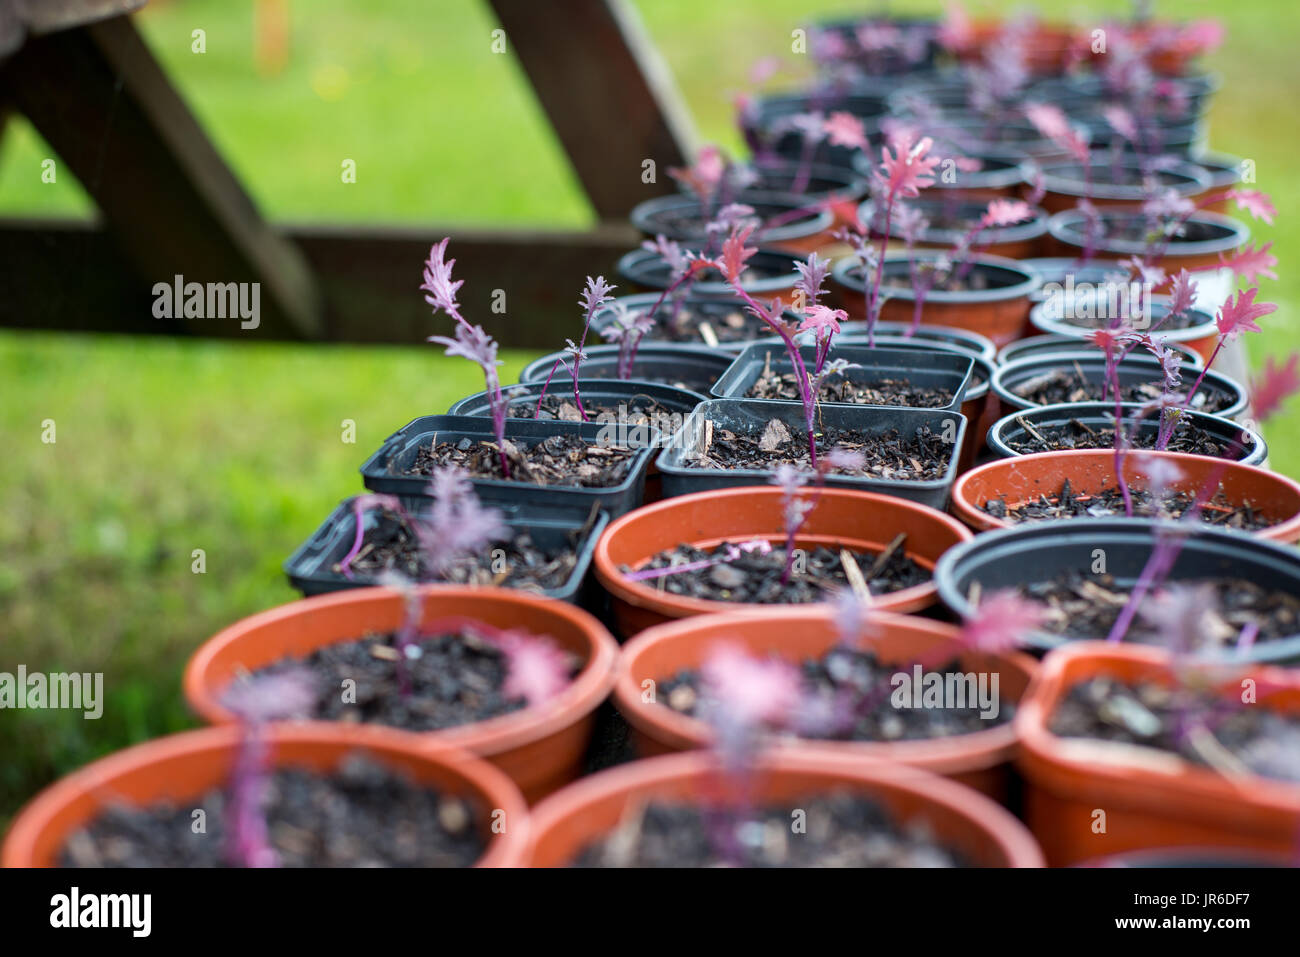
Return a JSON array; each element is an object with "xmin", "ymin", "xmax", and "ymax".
[
  {"xmin": 422, "ymin": 239, "xmax": 512, "ymax": 478},
  {"xmin": 622, "ymin": 539, "xmax": 772, "ymax": 584},
  {"xmin": 769, "ymin": 447, "xmax": 867, "ymax": 585},
  {"xmin": 338, "ymin": 493, "xmax": 410, "ymax": 580},
  {"xmin": 533, "ymin": 276, "xmax": 616, "ymax": 420},
  {"xmin": 219, "ymin": 669, "xmax": 317, "ymax": 868},
  {"xmin": 600, "ymin": 302, "xmax": 657, "ymax": 380}
]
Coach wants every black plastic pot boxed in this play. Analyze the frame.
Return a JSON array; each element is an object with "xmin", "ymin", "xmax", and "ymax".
[
  {"xmin": 654, "ymin": 398, "xmax": 966, "ymax": 509},
  {"xmin": 934, "ymin": 519, "xmax": 1300, "ymax": 664},
  {"xmin": 517, "ymin": 344, "xmax": 732, "ymax": 397},
  {"xmin": 359, "ymin": 415, "xmax": 656, "ymax": 517},
  {"xmin": 839, "ymin": 321, "xmax": 998, "ymax": 362},
  {"xmin": 710, "ymin": 342, "xmax": 973, "ymax": 413},
  {"xmin": 859, "ymin": 196, "xmax": 1049, "ymax": 256},
  {"xmin": 741, "ymin": 91, "xmax": 886, "ymax": 168},
  {"xmin": 986, "ymin": 401, "xmax": 1267, "ymax": 466},
  {"xmin": 589, "ymin": 294, "xmax": 789, "ymax": 354},
  {"xmin": 630, "ymin": 191, "xmax": 833, "ymax": 247},
  {"xmin": 997, "ymin": 334, "xmax": 1204, "ymax": 370},
  {"xmin": 447, "ymin": 378, "xmax": 704, "ymax": 421},
  {"xmin": 852, "ymin": 145, "xmax": 1027, "ymax": 197},
  {"xmin": 1029, "ymin": 295, "xmax": 1219, "ymax": 355},
  {"xmin": 284, "ymin": 496, "xmax": 609, "ymax": 606},
  {"xmin": 616, "ymin": 246, "xmax": 801, "ymax": 297},
  {"xmin": 992, "ymin": 353, "xmax": 1248, "ymax": 419},
  {"xmin": 725, "ymin": 160, "xmax": 868, "ymax": 204}
]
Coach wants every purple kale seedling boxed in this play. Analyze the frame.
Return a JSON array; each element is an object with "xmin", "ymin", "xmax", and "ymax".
[
  {"xmin": 533, "ymin": 276, "xmax": 617, "ymax": 420},
  {"xmin": 599, "ymin": 301, "xmax": 657, "ymax": 380},
  {"xmin": 338, "ymin": 493, "xmax": 411, "ymax": 580},
  {"xmin": 769, "ymin": 447, "xmax": 867, "ymax": 585},
  {"xmin": 219, "ymin": 669, "xmax": 317, "ymax": 868},
  {"xmin": 422, "ymin": 239, "xmax": 512, "ymax": 477}
]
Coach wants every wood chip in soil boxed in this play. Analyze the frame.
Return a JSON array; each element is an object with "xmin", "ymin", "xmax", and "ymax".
[
  {"xmin": 659, "ymin": 646, "xmax": 1010, "ymax": 742},
  {"xmin": 690, "ymin": 418, "xmax": 952, "ymax": 481},
  {"xmin": 982, "ymin": 479, "xmax": 1272, "ymax": 531},
  {"xmin": 407, "ymin": 433, "xmax": 637, "ymax": 488},
  {"xmin": 252, "ymin": 631, "xmax": 580, "ymax": 732},
  {"xmin": 1049, "ymin": 676, "xmax": 1300, "ymax": 783},
  {"xmin": 1011, "ymin": 368, "xmax": 1233, "ymax": 413},
  {"xmin": 338, "ymin": 508, "xmax": 581, "ymax": 592},
  {"xmin": 571, "ymin": 792, "xmax": 969, "ymax": 867},
  {"xmin": 1020, "ymin": 571, "xmax": 1300, "ymax": 645},
  {"xmin": 59, "ymin": 757, "xmax": 485, "ymax": 867},
  {"xmin": 624, "ymin": 540, "xmax": 927, "ymax": 604},
  {"xmin": 1004, "ymin": 417, "xmax": 1247, "ymax": 458}
]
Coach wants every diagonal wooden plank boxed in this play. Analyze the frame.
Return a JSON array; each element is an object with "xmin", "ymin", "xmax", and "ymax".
[
  {"xmin": 1, "ymin": 13, "xmax": 320, "ymax": 338},
  {"xmin": 487, "ymin": 0, "xmax": 696, "ymax": 220}
]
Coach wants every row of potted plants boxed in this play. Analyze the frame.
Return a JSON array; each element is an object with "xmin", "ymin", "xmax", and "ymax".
[{"xmin": 9, "ymin": 5, "xmax": 1300, "ymax": 868}]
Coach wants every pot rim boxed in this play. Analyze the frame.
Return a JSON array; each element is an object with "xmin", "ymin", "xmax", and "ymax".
[
  {"xmin": 950, "ymin": 448, "xmax": 1300, "ymax": 542},
  {"xmin": 1047, "ymin": 207, "xmax": 1250, "ymax": 259},
  {"xmin": 630, "ymin": 190, "xmax": 835, "ymax": 245},
  {"xmin": 612, "ymin": 606, "xmax": 1036, "ymax": 773},
  {"xmin": 525, "ymin": 748, "xmax": 1045, "ymax": 866},
  {"xmin": 1028, "ymin": 155, "xmax": 1211, "ymax": 201},
  {"xmin": 997, "ymin": 333, "xmax": 1204, "ymax": 369},
  {"xmin": 593, "ymin": 485, "xmax": 972, "ymax": 619},
  {"xmin": 990, "ymin": 352, "xmax": 1247, "ymax": 417},
  {"xmin": 617, "ymin": 247, "xmax": 800, "ymax": 295},
  {"xmin": 1028, "ymin": 295, "xmax": 1217, "ymax": 345},
  {"xmin": 183, "ymin": 585, "xmax": 619, "ymax": 758},
  {"xmin": 934, "ymin": 517, "xmax": 1300, "ymax": 662},
  {"xmin": 858, "ymin": 198, "xmax": 1050, "ymax": 246},
  {"xmin": 832, "ymin": 248, "xmax": 1041, "ymax": 304},
  {"xmin": 985, "ymin": 400, "xmax": 1266, "ymax": 463},
  {"xmin": 0, "ymin": 723, "xmax": 530, "ymax": 868}
]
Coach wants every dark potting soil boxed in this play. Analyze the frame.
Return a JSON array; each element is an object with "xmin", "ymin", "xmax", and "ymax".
[
  {"xmin": 745, "ymin": 359, "xmax": 954, "ymax": 409},
  {"xmin": 507, "ymin": 393, "xmax": 676, "ymax": 425},
  {"xmin": 650, "ymin": 206, "xmax": 822, "ymax": 240},
  {"xmin": 1048, "ymin": 677, "xmax": 1300, "ymax": 784},
  {"xmin": 879, "ymin": 266, "xmax": 1005, "ymax": 295},
  {"xmin": 689, "ymin": 417, "xmax": 953, "ymax": 481},
  {"xmin": 658, "ymin": 645, "xmax": 1010, "ymax": 743},
  {"xmin": 1018, "ymin": 571, "xmax": 1300, "ymax": 645},
  {"xmin": 58, "ymin": 756, "xmax": 485, "ymax": 867},
  {"xmin": 253, "ymin": 631, "xmax": 580, "ymax": 732},
  {"xmin": 407, "ymin": 433, "xmax": 638, "ymax": 488},
  {"xmin": 634, "ymin": 301, "xmax": 772, "ymax": 346},
  {"xmin": 625, "ymin": 538, "xmax": 927, "ymax": 604},
  {"xmin": 1009, "ymin": 368, "xmax": 1233, "ymax": 414},
  {"xmin": 339, "ymin": 508, "xmax": 583, "ymax": 592},
  {"xmin": 982, "ymin": 479, "xmax": 1273, "ymax": 532},
  {"xmin": 1003, "ymin": 415, "xmax": 1248, "ymax": 458},
  {"xmin": 571, "ymin": 792, "xmax": 968, "ymax": 867}
]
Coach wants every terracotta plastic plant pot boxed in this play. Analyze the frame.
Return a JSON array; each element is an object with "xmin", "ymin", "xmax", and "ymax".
[
  {"xmin": 987, "ymin": 401, "xmax": 1267, "ymax": 466},
  {"xmin": 1015, "ymin": 642, "xmax": 1300, "ymax": 866},
  {"xmin": 859, "ymin": 198, "xmax": 1050, "ymax": 259},
  {"xmin": 730, "ymin": 160, "xmax": 869, "ymax": 226},
  {"xmin": 1045, "ymin": 208, "xmax": 1249, "ymax": 302},
  {"xmin": 612, "ymin": 607, "xmax": 1037, "ymax": 801},
  {"xmin": 960, "ymin": 20, "xmax": 1078, "ymax": 75},
  {"xmin": 1188, "ymin": 151, "xmax": 1243, "ymax": 212},
  {"xmin": 1, "ymin": 724, "xmax": 530, "ymax": 868},
  {"xmin": 1029, "ymin": 295, "xmax": 1220, "ymax": 362},
  {"xmin": 951, "ymin": 449, "xmax": 1300, "ymax": 543},
  {"xmin": 524, "ymin": 750, "xmax": 1045, "ymax": 867},
  {"xmin": 630, "ymin": 191, "xmax": 837, "ymax": 256},
  {"xmin": 831, "ymin": 250, "xmax": 1040, "ymax": 348},
  {"xmin": 592, "ymin": 485, "xmax": 973, "ymax": 638},
  {"xmin": 1029, "ymin": 156, "xmax": 1210, "ymax": 214},
  {"xmin": 616, "ymin": 246, "xmax": 801, "ymax": 301},
  {"xmin": 183, "ymin": 586, "xmax": 619, "ymax": 802}
]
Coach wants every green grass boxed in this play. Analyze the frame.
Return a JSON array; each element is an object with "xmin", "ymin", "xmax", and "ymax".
[{"xmin": 1, "ymin": 0, "xmax": 1298, "ymax": 824}]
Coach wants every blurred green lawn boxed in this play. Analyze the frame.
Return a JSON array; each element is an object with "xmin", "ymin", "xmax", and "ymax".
[{"xmin": 1, "ymin": 0, "xmax": 1297, "ymax": 822}]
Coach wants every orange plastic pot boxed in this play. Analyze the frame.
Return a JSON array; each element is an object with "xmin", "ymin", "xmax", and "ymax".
[
  {"xmin": 525, "ymin": 750, "xmax": 1044, "ymax": 866},
  {"xmin": 952, "ymin": 449, "xmax": 1300, "ymax": 543},
  {"xmin": 592, "ymin": 486, "xmax": 973, "ymax": 637},
  {"xmin": 832, "ymin": 251, "xmax": 1040, "ymax": 348},
  {"xmin": 1016, "ymin": 642, "xmax": 1300, "ymax": 866},
  {"xmin": 961, "ymin": 21, "xmax": 1078, "ymax": 75},
  {"xmin": 184, "ymin": 586, "xmax": 619, "ymax": 802},
  {"xmin": 612, "ymin": 607, "xmax": 1037, "ymax": 802},
  {"xmin": 1, "ymin": 724, "xmax": 529, "ymax": 867}
]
